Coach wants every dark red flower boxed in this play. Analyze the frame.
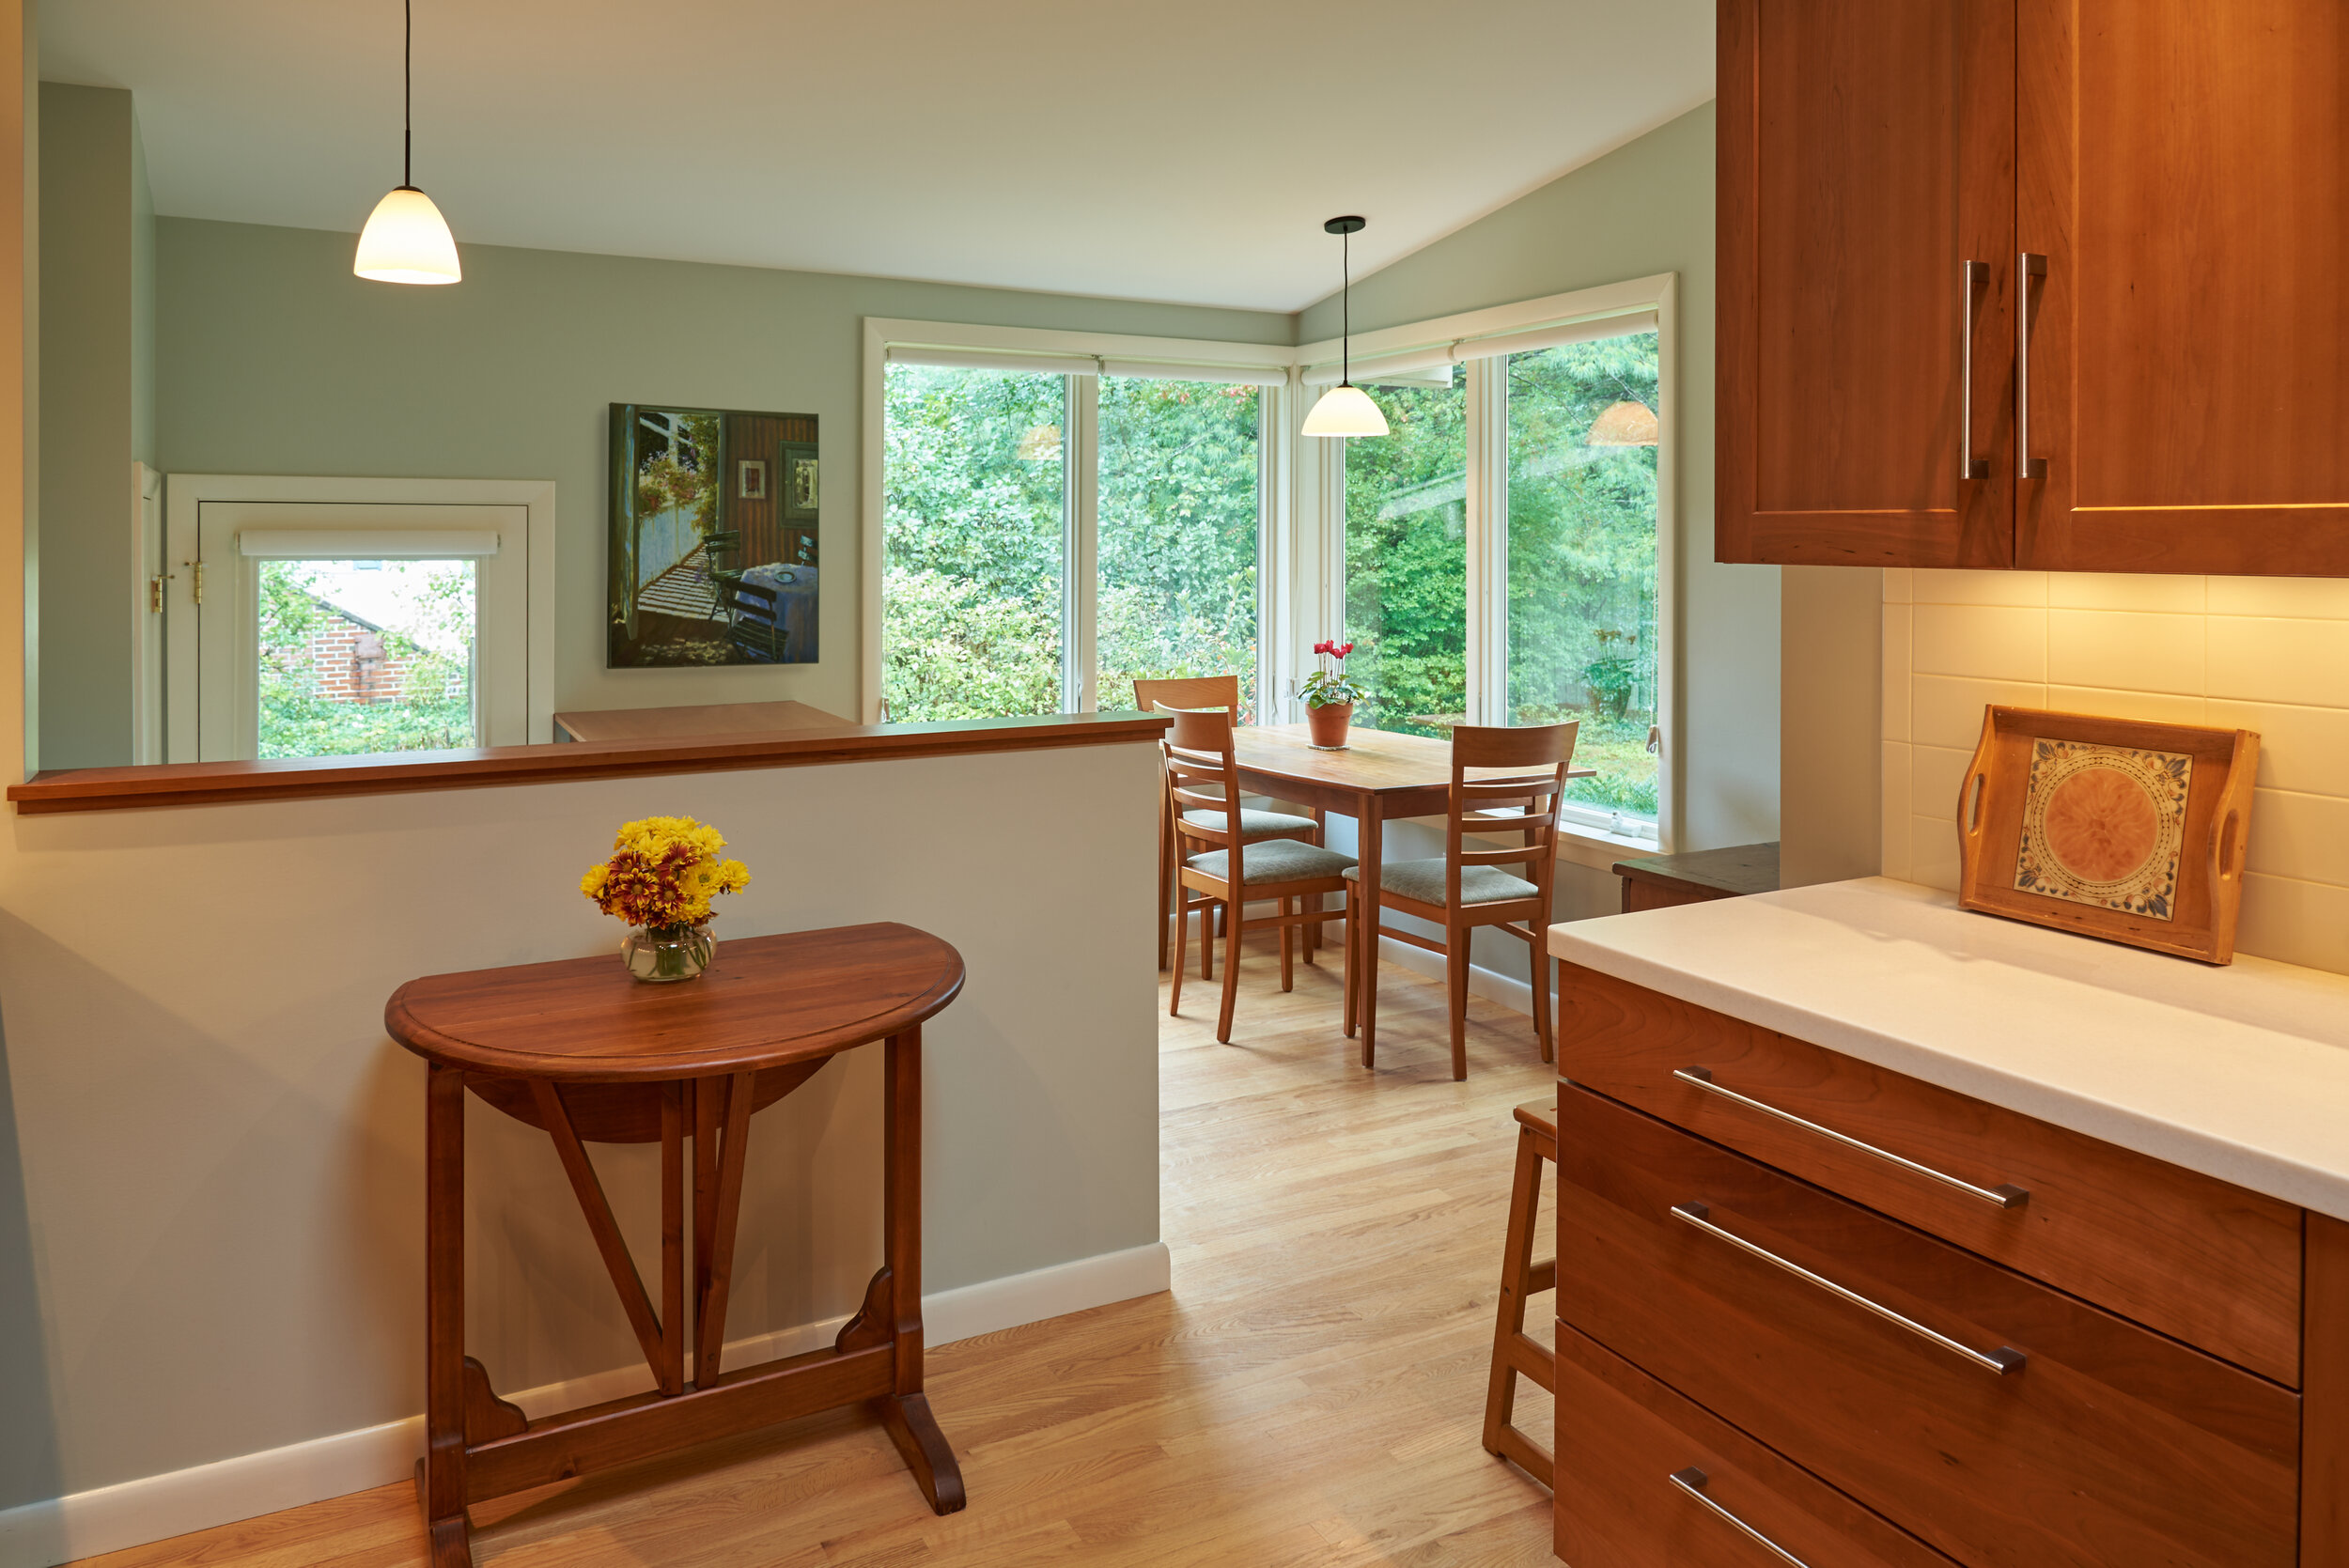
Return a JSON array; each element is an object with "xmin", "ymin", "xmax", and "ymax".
[
  {"xmin": 1335, "ymin": 642, "xmax": 1354, "ymax": 658},
  {"xmin": 1313, "ymin": 640, "xmax": 1330, "ymax": 654}
]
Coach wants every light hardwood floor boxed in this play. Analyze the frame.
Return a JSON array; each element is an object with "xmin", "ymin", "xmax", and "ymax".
[{"xmin": 76, "ymin": 945, "xmax": 1560, "ymax": 1567}]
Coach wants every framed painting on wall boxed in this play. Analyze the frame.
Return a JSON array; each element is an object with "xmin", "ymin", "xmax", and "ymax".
[
  {"xmin": 1955, "ymin": 706, "xmax": 2259, "ymax": 963},
  {"xmin": 607, "ymin": 403, "xmax": 819, "ymax": 668}
]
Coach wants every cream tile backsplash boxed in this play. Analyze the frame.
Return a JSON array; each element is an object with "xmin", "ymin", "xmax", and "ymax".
[{"xmin": 1882, "ymin": 568, "xmax": 2349, "ymax": 976}]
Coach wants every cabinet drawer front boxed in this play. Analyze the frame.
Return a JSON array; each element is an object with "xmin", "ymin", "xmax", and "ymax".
[
  {"xmin": 1556, "ymin": 1087, "xmax": 2300, "ymax": 1568},
  {"xmin": 1556, "ymin": 963, "xmax": 2304, "ymax": 1384},
  {"xmin": 1556, "ymin": 1323, "xmax": 1960, "ymax": 1568}
]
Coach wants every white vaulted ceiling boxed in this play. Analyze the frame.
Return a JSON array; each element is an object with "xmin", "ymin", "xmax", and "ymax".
[{"xmin": 40, "ymin": 0, "xmax": 1714, "ymax": 313}]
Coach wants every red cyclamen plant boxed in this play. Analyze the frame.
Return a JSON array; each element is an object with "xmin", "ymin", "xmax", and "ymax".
[{"xmin": 1300, "ymin": 639, "xmax": 1364, "ymax": 708}]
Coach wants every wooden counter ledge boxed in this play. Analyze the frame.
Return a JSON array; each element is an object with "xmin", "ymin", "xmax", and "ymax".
[{"xmin": 7, "ymin": 710, "xmax": 1172, "ymax": 815}]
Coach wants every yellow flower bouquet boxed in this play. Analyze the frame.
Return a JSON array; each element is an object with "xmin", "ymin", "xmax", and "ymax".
[{"xmin": 581, "ymin": 815, "xmax": 750, "ymax": 982}]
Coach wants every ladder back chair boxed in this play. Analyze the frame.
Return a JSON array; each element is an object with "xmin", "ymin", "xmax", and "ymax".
[
  {"xmin": 1135, "ymin": 675, "xmax": 1321, "ymax": 970},
  {"xmin": 1164, "ymin": 706, "xmax": 1357, "ymax": 1043},
  {"xmin": 1346, "ymin": 720, "xmax": 1578, "ymax": 1079}
]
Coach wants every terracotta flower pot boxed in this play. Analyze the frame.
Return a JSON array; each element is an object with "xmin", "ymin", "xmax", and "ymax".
[{"xmin": 1306, "ymin": 701, "xmax": 1354, "ymax": 749}]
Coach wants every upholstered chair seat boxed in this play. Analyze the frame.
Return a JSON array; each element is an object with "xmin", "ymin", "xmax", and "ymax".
[
  {"xmin": 1187, "ymin": 839, "xmax": 1357, "ymax": 887},
  {"xmin": 1181, "ymin": 806, "xmax": 1318, "ymax": 842},
  {"xmin": 1344, "ymin": 857, "xmax": 1538, "ymax": 907}
]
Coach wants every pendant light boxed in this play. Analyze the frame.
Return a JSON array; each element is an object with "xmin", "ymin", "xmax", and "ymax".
[
  {"xmin": 1301, "ymin": 215, "xmax": 1389, "ymax": 439},
  {"xmin": 354, "ymin": 0, "xmax": 461, "ymax": 285}
]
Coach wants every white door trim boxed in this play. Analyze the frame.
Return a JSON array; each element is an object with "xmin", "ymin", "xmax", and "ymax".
[{"xmin": 163, "ymin": 474, "xmax": 556, "ymax": 761}]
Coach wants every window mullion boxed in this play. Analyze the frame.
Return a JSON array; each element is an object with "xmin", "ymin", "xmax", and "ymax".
[
  {"xmin": 1065, "ymin": 372, "xmax": 1100, "ymax": 713},
  {"xmin": 1464, "ymin": 356, "xmax": 1511, "ymax": 726}
]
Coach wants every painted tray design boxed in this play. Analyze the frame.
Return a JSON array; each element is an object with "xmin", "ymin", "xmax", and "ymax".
[{"xmin": 1957, "ymin": 708, "xmax": 2257, "ymax": 965}]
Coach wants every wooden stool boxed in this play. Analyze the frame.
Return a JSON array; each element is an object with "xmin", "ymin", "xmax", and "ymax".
[{"xmin": 1483, "ymin": 1097, "xmax": 1557, "ymax": 1484}]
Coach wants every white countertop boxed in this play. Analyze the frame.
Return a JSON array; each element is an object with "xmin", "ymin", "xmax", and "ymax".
[{"xmin": 1548, "ymin": 877, "xmax": 2349, "ymax": 1220}]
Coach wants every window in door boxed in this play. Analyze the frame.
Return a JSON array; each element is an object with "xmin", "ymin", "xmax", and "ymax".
[
  {"xmin": 1343, "ymin": 368, "xmax": 1469, "ymax": 737},
  {"xmin": 185, "ymin": 494, "xmax": 533, "ymax": 762},
  {"xmin": 881, "ymin": 365, "xmax": 1067, "ymax": 722},
  {"xmin": 257, "ymin": 558, "xmax": 478, "ymax": 757},
  {"xmin": 1095, "ymin": 377, "xmax": 1260, "ymax": 717},
  {"xmin": 1502, "ymin": 328, "xmax": 1661, "ymax": 831}
]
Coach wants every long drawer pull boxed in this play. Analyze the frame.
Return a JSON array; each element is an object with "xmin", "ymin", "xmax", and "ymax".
[
  {"xmin": 1669, "ymin": 1467, "xmax": 1811, "ymax": 1567},
  {"xmin": 1672, "ymin": 1202, "xmax": 2026, "ymax": 1374},
  {"xmin": 1674, "ymin": 1066, "xmax": 2029, "ymax": 1210}
]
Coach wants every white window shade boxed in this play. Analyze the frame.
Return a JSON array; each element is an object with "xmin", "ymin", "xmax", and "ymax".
[
  {"xmin": 1461, "ymin": 309, "xmax": 1659, "ymax": 362},
  {"xmin": 1300, "ymin": 308, "xmax": 1662, "ymax": 385},
  {"xmin": 885, "ymin": 345, "xmax": 1100, "ymax": 376},
  {"xmin": 1097, "ymin": 358, "xmax": 1288, "ymax": 385},
  {"xmin": 238, "ymin": 529, "xmax": 502, "ymax": 559},
  {"xmin": 1301, "ymin": 344, "xmax": 1459, "ymax": 387}
]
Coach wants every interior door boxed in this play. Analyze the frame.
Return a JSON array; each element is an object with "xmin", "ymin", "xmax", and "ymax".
[
  {"xmin": 1717, "ymin": 0, "xmax": 2016, "ymax": 567},
  {"xmin": 2018, "ymin": 0, "xmax": 2349, "ymax": 572}
]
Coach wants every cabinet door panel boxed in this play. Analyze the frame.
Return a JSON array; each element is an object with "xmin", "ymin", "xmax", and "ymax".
[
  {"xmin": 1719, "ymin": 0, "xmax": 2015, "ymax": 567},
  {"xmin": 2019, "ymin": 0, "xmax": 2349, "ymax": 572}
]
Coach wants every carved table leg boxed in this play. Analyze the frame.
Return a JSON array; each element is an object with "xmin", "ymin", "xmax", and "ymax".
[
  {"xmin": 423, "ymin": 1063, "xmax": 474, "ymax": 1567},
  {"xmin": 880, "ymin": 1026, "xmax": 966, "ymax": 1514}
]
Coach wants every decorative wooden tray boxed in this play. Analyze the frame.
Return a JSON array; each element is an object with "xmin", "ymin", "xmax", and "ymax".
[{"xmin": 1955, "ymin": 707, "xmax": 2258, "ymax": 964}]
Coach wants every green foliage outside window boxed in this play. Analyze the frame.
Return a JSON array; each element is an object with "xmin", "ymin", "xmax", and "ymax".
[
  {"xmin": 880, "ymin": 367, "xmax": 1066, "ymax": 721},
  {"xmin": 257, "ymin": 560, "xmax": 475, "ymax": 758},
  {"xmin": 1345, "ymin": 377, "xmax": 1469, "ymax": 738}
]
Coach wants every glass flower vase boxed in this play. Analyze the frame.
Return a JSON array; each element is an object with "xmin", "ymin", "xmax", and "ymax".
[{"xmin": 622, "ymin": 923, "xmax": 715, "ymax": 984}]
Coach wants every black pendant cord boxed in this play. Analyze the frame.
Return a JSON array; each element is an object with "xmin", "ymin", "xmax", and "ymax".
[
  {"xmin": 401, "ymin": 0, "xmax": 413, "ymax": 191},
  {"xmin": 1341, "ymin": 226, "xmax": 1350, "ymax": 386}
]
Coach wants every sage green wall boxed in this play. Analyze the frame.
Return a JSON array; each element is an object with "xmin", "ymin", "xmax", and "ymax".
[
  {"xmin": 1299, "ymin": 103, "xmax": 1779, "ymax": 851},
  {"xmin": 155, "ymin": 219, "xmax": 1289, "ymax": 723},
  {"xmin": 36, "ymin": 83, "xmax": 150, "ymax": 769}
]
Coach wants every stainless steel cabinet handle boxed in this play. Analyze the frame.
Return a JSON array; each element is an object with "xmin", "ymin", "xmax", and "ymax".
[
  {"xmin": 1960, "ymin": 259, "xmax": 1987, "ymax": 480},
  {"xmin": 2017, "ymin": 252, "xmax": 2047, "ymax": 480},
  {"xmin": 1670, "ymin": 1468, "xmax": 1812, "ymax": 1568},
  {"xmin": 1672, "ymin": 1201, "xmax": 2026, "ymax": 1374},
  {"xmin": 1673, "ymin": 1066, "xmax": 2028, "ymax": 1209}
]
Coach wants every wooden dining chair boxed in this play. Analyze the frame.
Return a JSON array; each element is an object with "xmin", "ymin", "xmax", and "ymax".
[
  {"xmin": 1164, "ymin": 706, "xmax": 1357, "ymax": 1043},
  {"xmin": 1135, "ymin": 675, "xmax": 1321, "ymax": 970},
  {"xmin": 1346, "ymin": 721, "xmax": 1578, "ymax": 1080}
]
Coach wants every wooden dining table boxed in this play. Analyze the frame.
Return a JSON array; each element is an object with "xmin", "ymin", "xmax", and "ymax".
[{"xmin": 1227, "ymin": 722, "xmax": 1593, "ymax": 1059}]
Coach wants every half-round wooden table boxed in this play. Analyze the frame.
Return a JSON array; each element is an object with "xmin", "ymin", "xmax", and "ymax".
[{"xmin": 386, "ymin": 922, "xmax": 968, "ymax": 1567}]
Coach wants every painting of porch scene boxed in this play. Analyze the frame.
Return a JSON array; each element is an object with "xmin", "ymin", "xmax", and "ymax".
[{"xmin": 608, "ymin": 402, "xmax": 819, "ymax": 667}]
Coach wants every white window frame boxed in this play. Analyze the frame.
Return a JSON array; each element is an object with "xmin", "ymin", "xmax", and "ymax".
[
  {"xmin": 861, "ymin": 318, "xmax": 1291, "ymax": 723},
  {"xmin": 163, "ymin": 474, "xmax": 557, "ymax": 762},
  {"xmin": 1295, "ymin": 272, "xmax": 1681, "ymax": 854}
]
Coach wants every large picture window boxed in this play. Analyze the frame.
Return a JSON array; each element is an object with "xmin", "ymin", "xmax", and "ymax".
[
  {"xmin": 1343, "ymin": 371, "xmax": 1467, "ymax": 737},
  {"xmin": 1503, "ymin": 329, "xmax": 1661, "ymax": 829},
  {"xmin": 1097, "ymin": 378, "xmax": 1261, "ymax": 716},
  {"xmin": 880, "ymin": 356, "xmax": 1265, "ymax": 722},
  {"xmin": 880, "ymin": 365, "xmax": 1067, "ymax": 721},
  {"xmin": 867, "ymin": 279, "xmax": 1673, "ymax": 844}
]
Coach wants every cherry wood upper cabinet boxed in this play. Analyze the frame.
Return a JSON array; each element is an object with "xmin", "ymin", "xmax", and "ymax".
[
  {"xmin": 1719, "ymin": 0, "xmax": 2349, "ymax": 576},
  {"xmin": 2018, "ymin": 0, "xmax": 2349, "ymax": 574},
  {"xmin": 1717, "ymin": 0, "xmax": 2015, "ymax": 568}
]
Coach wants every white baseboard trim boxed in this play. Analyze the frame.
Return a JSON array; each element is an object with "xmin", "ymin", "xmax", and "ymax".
[{"xmin": 0, "ymin": 1241, "xmax": 1170, "ymax": 1568}]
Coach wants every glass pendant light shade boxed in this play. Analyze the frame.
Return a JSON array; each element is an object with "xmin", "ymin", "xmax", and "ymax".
[
  {"xmin": 1301, "ymin": 382, "xmax": 1390, "ymax": 438},
  {"xmin": 354, "ymin": 186, "xmax": 461, "ymax": 284}
]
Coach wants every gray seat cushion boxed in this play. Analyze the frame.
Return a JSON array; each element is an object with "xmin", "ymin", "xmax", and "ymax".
[
  {"xmin": 1343, "ymin": 856, "xmax": 1539, "ymax": 907},
  {"xmin": 1187, "ymin": 838, "xmax": 1357, "ymax": 887},
  {"xmin": 1180, "ymin": 806, "xmax": 1316, "ymax": 841}
]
